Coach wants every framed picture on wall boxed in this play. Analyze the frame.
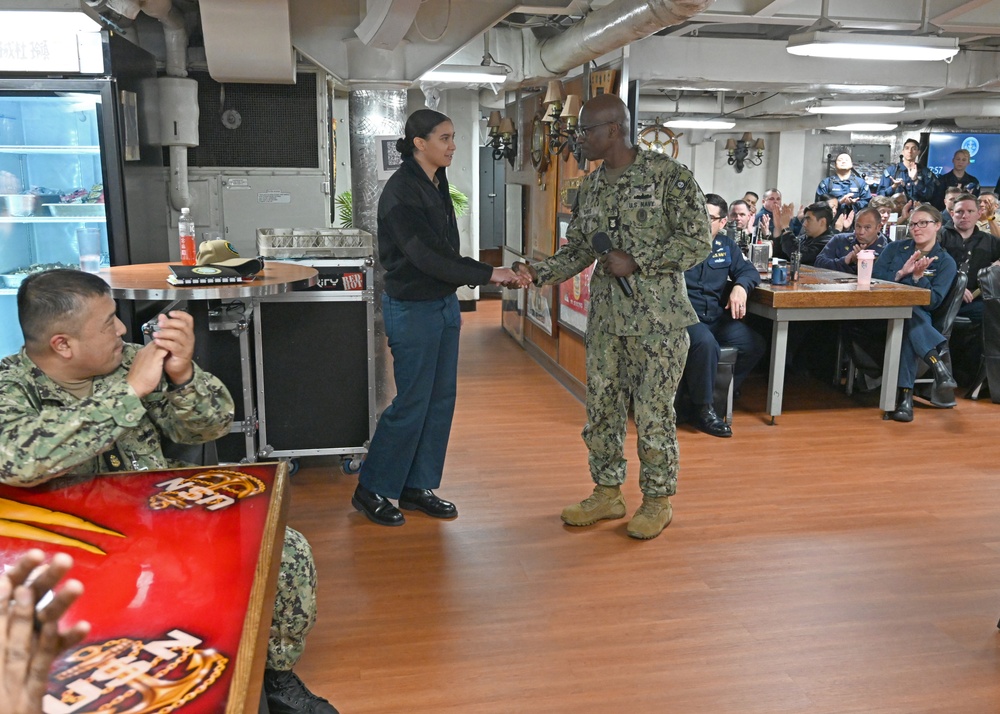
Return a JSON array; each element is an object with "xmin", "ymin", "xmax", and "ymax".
[
  {"xmin": 556, "ymin": 213, "xmax": 591, "ymax": 337},
  {"xmin": 501, "ymin": 248, "xmax": 525, "ymax": 343},
  {"xmin": 525, "ymin": 249, "xmax": 555, "ymax": 335},
  {"xmin": 505, "ymin": 184, "xmax": 525, "ymax": 254}
]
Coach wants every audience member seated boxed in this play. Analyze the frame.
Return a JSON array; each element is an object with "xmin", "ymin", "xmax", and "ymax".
[
  {"xmin": 872, "ymin": 205, "xmax": 958, "ymax": 422},
  {"xmin": 977, "ymin": 193, "xmax": 1000, "ymax": 238},
  {"xmin": 0, "ymin": 270, "xmax": 339, "ymax": 714},
  {"xmin": 728, "ymin": 199, "xmax": 754, "ymax": 231},
  {"xmin": 934, "ymin": 148, "xmax": 980, "ymax": 209},
  {"xmin": 816, "ymin": 153, "xmax": 871, "ymax": 216},
  {"xmin": 939, "ymin": 194, "xmax": 1000, "ymax": 382},
  {"xmin": 725, "ymin": 198, "xmax": 754, "ymax": 251},
  {"xmin": 818, "ymin": 193, "xmax": 855, "ymax": 233},
  {"xmin": 680, "ymin": 194, "xmax": 765, "ymax": 438},
  {"xmin": 877, "ymin": 138, "xmax": 939, "ymax": 204},
  {"xmin": 943, "ymin": 194, "xmax": 1000, "ymax": 323},
  {"xmin": 779, "ymin": 201, "xmax": 836, "ymax": 266},
  {"xmin": 742, "ymin": 191, "xmax": 759, "ymax": 213},
  {"xmin": 815, "ymin": 207, "xmax": 887, "ymax": 274},
  {"xmin": 869, "ymin": 196, "xmax": 896, "ymax": 240},
  {"xmin": 940, "ymin": 185, "xmax": 965, "ymax": 227},
  {"xmin": 754, "ymin": 188, "xmax": 790, "ymax": 242}
]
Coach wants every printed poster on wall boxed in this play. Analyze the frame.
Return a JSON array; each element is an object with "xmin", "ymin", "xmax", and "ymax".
[{"xmin": 556, "ymin": 213, "xmax": 593, "ymax": 337}]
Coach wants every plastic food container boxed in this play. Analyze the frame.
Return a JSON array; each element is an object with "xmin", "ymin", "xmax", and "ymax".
[{"xmin": 0, "ymin": 194, "xmax": 40, "ymax": 217}]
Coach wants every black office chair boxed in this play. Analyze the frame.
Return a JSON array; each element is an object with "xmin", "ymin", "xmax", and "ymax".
[
  {"xmin": 714, "ymin": 346, "xmax": 739, "ymax": 424},
  {"xmin": 842, "ymin": 271, "xmax": 968, "ymax": 406},
  {"xmin": 967, "ymin": 264, "xmax": 1000, "ymax": 402},
  {"xmin": 912, "ymin": 270, "xmax": 968, "ymax": 407}
]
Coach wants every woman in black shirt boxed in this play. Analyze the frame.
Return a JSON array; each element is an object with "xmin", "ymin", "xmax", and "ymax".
[{"xmin": 351, "ymin": 109, "xmax": 518, "ymax": 526}]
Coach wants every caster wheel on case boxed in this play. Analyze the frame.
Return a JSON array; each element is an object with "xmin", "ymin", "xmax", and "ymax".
[
  {"xmin": 341, "ymin": 457, "xmax": 363, "ymax": 475},
  {"xmin": 286, "ymin": 459, "xmax": 300, "ymax": 477}
]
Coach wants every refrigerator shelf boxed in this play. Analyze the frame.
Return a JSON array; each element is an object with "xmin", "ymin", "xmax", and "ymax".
[
  {"xmin": 0, "ymin": 145, "xmax": 101, "ymax": 154},
  {"xmin": 0, "ymin": 216, "xmax": 106, "ymax": 224}
]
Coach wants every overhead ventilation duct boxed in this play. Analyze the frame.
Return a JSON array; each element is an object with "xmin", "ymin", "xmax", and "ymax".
[
  {"xmin": 538, "ymin": 0, "xmax": 716, "ymax": 76},
  {"xmin": 354, "ymin": 0, "xmax": 421, "ymax": 51},
  {"xmin": 198, "ymin": 0, "xmax": 295, "ymax": 83}
]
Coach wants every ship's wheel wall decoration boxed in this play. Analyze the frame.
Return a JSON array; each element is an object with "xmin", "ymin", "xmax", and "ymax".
[{"xmin": 638, "ymin": 123, "xmax": 682, "ymax": 158}]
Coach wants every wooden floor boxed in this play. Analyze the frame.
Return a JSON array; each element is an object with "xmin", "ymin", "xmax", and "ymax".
[{"xmin": 287, "ymin": 300, "xmax": 1000, "ymax": 714}]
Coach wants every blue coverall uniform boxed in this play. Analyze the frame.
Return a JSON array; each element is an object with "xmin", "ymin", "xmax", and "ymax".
[{"xmin": 682, "ymin": 233, "xmax": 765, "ymax": 407}]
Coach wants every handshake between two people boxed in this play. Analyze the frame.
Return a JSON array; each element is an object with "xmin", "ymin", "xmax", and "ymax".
[
  {"xmin": 489, "ymin": 248, "xmax": 639, "ymax": 291},
  {"xmin": 490, "ymin": 263, "xmax": 536, "ymax": 290}
]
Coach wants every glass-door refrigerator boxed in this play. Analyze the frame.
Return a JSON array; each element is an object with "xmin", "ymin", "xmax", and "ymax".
[{"xmin": 0, "ymin": 31, "xmax": 167, "ymax": 357}]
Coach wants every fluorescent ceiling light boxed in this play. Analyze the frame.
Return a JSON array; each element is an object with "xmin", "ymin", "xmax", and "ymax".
[
  {"xmin": 826, "ymin": 123, "xmax": 898, "ymax": 131},
  {"xmin": 787, "ymin": 31, "xmax": 959, "ymax": 61},
  {"xmin": 664, "ymin": 119, "xmax": 736, "ymax": 129},
  {"xmin": 806, "ymin": 100, "xmax": 905, "ymax": 115},
  {"xmin": 0, "ymin": 11, "xmax": 102, "ymax": 34},
  {"xmin": 420, "ymin": 65, "xmax": 507, "ymax": 84}
]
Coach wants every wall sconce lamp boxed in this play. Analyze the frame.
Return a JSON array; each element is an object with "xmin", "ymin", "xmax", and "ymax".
[
  {"xmin": 541, "ymin": 80, "xmax": 583, "ymax": 158},
  {"xmin": 486, "ymin": 110, "xmax": 518, "ymax": 166},
  {"xmin": 725, "ymin": 132, "xmax": 765, "ymax": 173}
]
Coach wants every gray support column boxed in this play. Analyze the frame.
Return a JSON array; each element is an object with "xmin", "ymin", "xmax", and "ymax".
[{"xmin": 348, "ymin": 89, "xmax": 407, "ymax": 416}]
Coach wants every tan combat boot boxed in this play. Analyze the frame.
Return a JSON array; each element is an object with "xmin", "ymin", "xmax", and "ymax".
[
  {"xmin": 626, "ymin": 495, "xmax": 673, "ymax": 539},
  {"xmin": 560, "ymin": 484, "xmax": 626, "ymax": 526}
]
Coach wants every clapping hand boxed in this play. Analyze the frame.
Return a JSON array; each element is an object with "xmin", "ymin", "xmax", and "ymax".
[
  {"xmin": 844, "ymin": 243, "xmax": 863, "ymax": 265},
  {"xmin": 1, "ymin": 550, "xmax": 89, "ymax": 714},
  {"xmin": 911, "ymin": 255, "xmax": 936, "ymax": 281},
  {"xmin": 836, "ymin": 209, "xmax": 855, "ymax": 232},
  {"xmin": 775, "ymin": 203, "xmax": 796, "ymax": 232},
  {"xmin": 898, "ymin": 250, "xmax": 935, "ymax": 281},
  {"xmin": 760, "ymin": 214, "xmax": 771, "ymax": 236}
]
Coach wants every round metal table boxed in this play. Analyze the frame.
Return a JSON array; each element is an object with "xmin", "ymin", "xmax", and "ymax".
[
  {"xmin": 101, "ymin": 262, "xmax": 318, "ymax": 462},
  {"xmin": 99, "ymin": 261, "xmax": 318, "ymax": 300}
]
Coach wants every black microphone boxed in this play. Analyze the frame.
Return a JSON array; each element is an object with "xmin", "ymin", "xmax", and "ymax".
[{"xmin": 592, "ymin": 231, "xmax": 633, "ymax": 298}]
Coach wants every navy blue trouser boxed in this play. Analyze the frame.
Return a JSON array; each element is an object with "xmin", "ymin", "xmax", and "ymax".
[
  {"xmin": 958, "ymin": 298, "xmax": 984, "ymax": 323},
  {"xmin": 898, "ymin": 306, "xmax": 946, "ymax": 388},
  {"xmin": 682, "ymin": 318, "xmax": 766, "ymax": 406},
  {"xmin": 359, "ymin": 293, "xmax": 460, "ymax": 499}
]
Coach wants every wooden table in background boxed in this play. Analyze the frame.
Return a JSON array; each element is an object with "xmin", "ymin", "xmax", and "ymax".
[
  {"xmin": 0, "ymin": 462, "xmax": 289, "ymax": 714},
  {"xmin": 748, "ymin": 265, "xmax": 931, "ymax": 421}
]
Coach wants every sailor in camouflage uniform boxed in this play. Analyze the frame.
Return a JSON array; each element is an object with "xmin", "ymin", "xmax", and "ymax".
[
  {"xmin": 0, "ymin": 270, "xmax": 338, "ymax": 714},
  {"xmin": 514, "ymin": 95, "xmax": 712, "ymax": 539}
]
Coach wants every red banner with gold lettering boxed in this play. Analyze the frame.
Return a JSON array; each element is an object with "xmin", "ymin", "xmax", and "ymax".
[{"xmin": 0, "ymin": 463, "xmax": 283, "ymax": 714}]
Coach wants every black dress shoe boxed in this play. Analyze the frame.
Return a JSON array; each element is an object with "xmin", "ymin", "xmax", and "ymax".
[
  {"xmin": 929, "ymin": 358, "xmax": 958, "ymax": 390},
  {"xmin": 352, "ymin": 484, "xmax": 405, "ymax": 526},
  {"xmin": 692, "ymin": 404, "xmax": 732, "ymax": 438},
  {"xmin": 398, "ymin": 488, "xmax": 458, "ymax": 518},
  {"xmin": 889, "ymin": 388, "xmax": 914, "ymax": 422}
]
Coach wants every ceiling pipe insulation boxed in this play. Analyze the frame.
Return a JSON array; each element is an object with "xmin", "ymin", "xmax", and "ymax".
[{"xmin": 538, "ymin": 0, "xmax": 716, "ymax": 76}]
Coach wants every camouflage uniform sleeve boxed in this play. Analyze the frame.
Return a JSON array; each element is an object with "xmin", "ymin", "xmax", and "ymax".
[
  {"xmin": 630, "ymin": 162, "xmax": 712, "ymax": 275},
  {"xmin": 0, "ymin": 377, "xmax": 147, "ymax": 486},
  {"xmin": 532, "ymin": 182, "xmax": 601, "ymax": 286},
  {"xmin": 144, "ymin": 363, "xmax": 234, "ymax": 446}
]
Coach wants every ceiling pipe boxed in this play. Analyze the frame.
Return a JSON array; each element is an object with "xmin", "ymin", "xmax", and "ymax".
[
  {"xmin": 538, "ymin": 0, "xmax": 716, "ymax": 76},
  {"xmin": 85, "ymin": 0, "xmax": 187, "ymax": 76}
]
